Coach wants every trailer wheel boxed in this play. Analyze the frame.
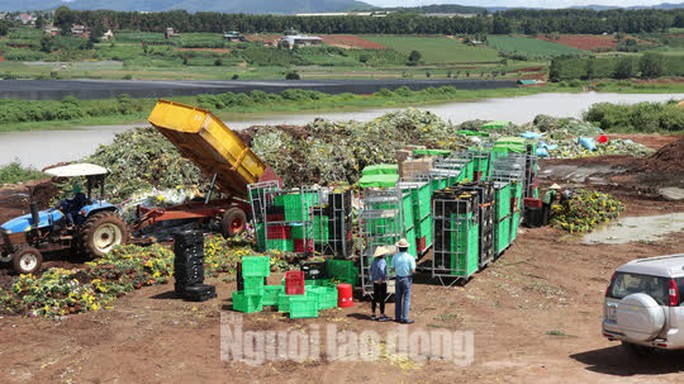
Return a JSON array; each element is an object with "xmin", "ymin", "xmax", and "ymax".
[
  {"xmin": 80, "ymin": 212, "xmax": 128, "ymax": 259},
  {"xmin": 221, "ymin": 207, "xmax": 247, "ymax": 238},
  {"xmin": 13, "ymin": 247, "xmax": 43, "ymax": 275}
]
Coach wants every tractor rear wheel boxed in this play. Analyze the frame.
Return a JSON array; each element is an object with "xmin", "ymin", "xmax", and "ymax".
[
  {"xmin": 13, "ymin": 247, "xmax": 43, "ymax": 275},
  {"xmin": 221, "ymin": 207, "xmax": 247, "ymax": 238},
  {"xmin": 80, "ymin": 212, "xmax": 128, "ymax": 259}
]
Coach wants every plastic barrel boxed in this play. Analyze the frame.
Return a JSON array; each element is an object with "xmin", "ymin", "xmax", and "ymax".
[{"xmin": 337, "ymin": 283, "xmax": 353, "ymax": 308}]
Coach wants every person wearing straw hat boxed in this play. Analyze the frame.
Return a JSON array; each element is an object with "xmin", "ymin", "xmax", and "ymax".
[
  {"xmin": 369, "ymin": 246, "xmax": 391, "ymax": 322},
  {"xmin": 542, "ymin": 183, "xmax": 562, "ymax": 225},
  {"xmin": 390, "ymin": 238, "xmax": 416, "ymax": 324}
]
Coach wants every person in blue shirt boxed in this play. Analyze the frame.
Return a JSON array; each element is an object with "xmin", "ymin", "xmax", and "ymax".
[
  {"xmin": 369, "ymin": 246, "xmax": 390, "ymax": 321},
  {"xmin": 390, "ymin": 238, "xmax": 416, "ymax": 324}
]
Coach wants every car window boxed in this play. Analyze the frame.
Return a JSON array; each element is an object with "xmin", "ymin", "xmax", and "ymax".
[{"xmin": 609, "ymin": 272, "xmax": 669, "ymax": 306}]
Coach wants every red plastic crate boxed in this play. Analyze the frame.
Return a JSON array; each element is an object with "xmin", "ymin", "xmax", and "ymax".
[
  {"xmin": 266, "ymin": 225, "xmax": 291, "ymax": 239},
  {"xmin": 266, "ymin": 213, "xmax": 285, "ymax": 222},
  {"xmin": 285, "ymin": 271, "xmax": 305, "ymax": 295},
  {"xmin": 524, "ymin": 198, "xmax": 542, "ymax": 208},
  {"xmin": 293, "ymin": 239, "xmax": 314, "ymax": 253},
  {"xmin": 416, "ymin": 236, "xmax": 427, "ymax": 253}
]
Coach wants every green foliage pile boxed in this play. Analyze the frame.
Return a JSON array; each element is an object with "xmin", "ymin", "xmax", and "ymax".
[
  {"xmin": 246, "ymin": 108, "xmax": 469, "ymax": 186},
  {"xmin": 84, "ymin": 127, "xmax": 203, "ymax": 202},
  {"xmin": 584, "ymin": 101, "xmax": 684, "ymax": 133},
  {"xmin": 0, "ymin": 239, "xmax": 291, "ymax": 318},
  {"xmin": 551, "ymin": 190, "xmax": 625, "ymax": 233},
  {"xmin": 0, "ymin": 162, "xmax": 48, "ymax": 185}
]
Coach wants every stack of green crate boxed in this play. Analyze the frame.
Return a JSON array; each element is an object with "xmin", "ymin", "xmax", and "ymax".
[
  {"xmin": 262, "ymin": 285, "xmax": 284, "ymax": 306},
  {"xmin": 450, "ymin": 212, "xmax": 479, "ymax": 278},
  {"xmin": 326, "ymin": 259, "xmax": 358, "ymax": 289},
  {"xmin": 417, "ymin": 215, "xmax": 433, "ymax": 249},
  {"xmin": 509, "ymin": 181, "xmax": 523, "ymax": 243},
  {"xmin": 266, "ymin": 239, "xmax": 294, "ymax": 252},
  {"xmin": 234, "ymin": 256, "xmax": 270, "ymax": 313},
  {"xmin": 402, "ymin": 192, "xmax": 414, "ymax": 234},
  {"xmin": 494, "ymin": 217, "xmax": 511, "ymax": 255},
  {"xmin": 291, "ymin": 223, "xmax": 313, "ymax": 240},
  {"xmin": 277, "ymin": 293, "xmax": 299, "ymax": 313},
  {"xmin": 312, "ymin": 214, "xmax": 329, "ymax": 242},
  {"xmin": 275, "ymin": 192, "xmax": 319, "ymax": 222},
  {"xmin": 494, "ymin": 182, "xmax": 511, "ymax": 221},
  {"xmin": 256, "ymin": 223, "xmax": 266, "ymax": 251}
]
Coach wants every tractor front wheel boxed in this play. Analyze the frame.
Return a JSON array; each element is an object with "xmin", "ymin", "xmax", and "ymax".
[
  {"xmin": 13, "ymin": 247, "xmax": 43, "ymax": 275},
  {"xmin": 221, "ymin": 207, "xmax": 247, "ymax": 238},
  {"xmin": 80, "ymin": 212, "xmax": 128, "ymax": 259}
]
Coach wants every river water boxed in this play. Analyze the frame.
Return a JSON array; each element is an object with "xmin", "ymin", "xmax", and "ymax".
[{"xmin": 1, "ymin": 92, "xmax": 682, "ymax": 169}]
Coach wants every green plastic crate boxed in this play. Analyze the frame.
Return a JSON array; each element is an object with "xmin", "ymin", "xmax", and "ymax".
[
  {"xmin": 449, "ymin": 212, "xmax": 479, "ymax": 278},
  {"xmin": 277, "ymin": 293, "xmax": 303, "ymax": 313},
  {"xmin": 242, "ymin": 256, "xmax": 270, "ymax": 277},
  {"xmin": 275, "ymin": 192, "xmax": 319, "ymax": 222},
  {"xmin": 362, "ymin": 164, "xmax": 399, "ymax": 176},
  {"xmin": 310, "ymin": 286, "xmax": 338, "ymax": 310},
  {"xmin": 262, "ymin": 285, "xmax": 284, "ymax": 306},
  {"xmin": 326, "ymin": 259, "xmax": 358, "ymax": 289},
  {"xmin": 510, "ymin": 212, "xmax": 520, "ymax": 243},
  {"xmin": 405, "ymin": 227, "xmax": 417, "ymax": 257},
  {"xmin": 232, "ymin": 291, "xmax": 263, "ymax": 313},
  {"xmin": 416, "ymin": 215, "xmax": 432, "ymax": 238},
  {"xmin": 289, "ymin": 295, "xmax": 319, "ymax": 319},
  {"xmin": 313, "ymin": 215, "xmax": 329, "ymax": 242},
  {"xmin": 243, "ymin": 276, "xmax": 265, "ymax": 296},
  {"xmin": 495, "ymin": 183, "xmax": 511, "ymax": 221},
  {"xmin": 256, "ymin": 223, "xmax": 266, "ymax": 251},
  {"xmin": 402, "ymin": 192, "xmax": 414, "ymax": 232},
  {"xmin": 495, "ymin": 217, "xmax": 511, "ymax": 255},
  {"xmin": 266, "ymin": 239, "xmax": 294, "ymax": 252},
  {"xmin": 291, "ymin": 224, "xmax": 313, "ymax": 240}
]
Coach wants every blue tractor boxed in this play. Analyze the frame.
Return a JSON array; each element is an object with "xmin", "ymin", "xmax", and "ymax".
[{"xmin": 0, "ymin": 163, "xmax": 128, "ymax": 274}]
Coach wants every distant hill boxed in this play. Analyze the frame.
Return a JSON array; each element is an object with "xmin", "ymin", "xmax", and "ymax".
[
  {"xmin": 384, "ymin": 4, "xmax": 486, "ymax": 14},
  {"xmin": 0, "ymin": 0, "xmax": 373, "ymax": 13},
  {"xmin": 569, "ymin": 3, "xmax": 684, "ymax": 10}
]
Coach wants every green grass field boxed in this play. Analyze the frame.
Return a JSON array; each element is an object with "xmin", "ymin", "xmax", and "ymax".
[
  {"xmin": 362, "ymin": 35, "xmax": 502, "ymax": 64},
  {"xmin": 487, "ymin": 35, "xmax": 582, "ymax": 58}
]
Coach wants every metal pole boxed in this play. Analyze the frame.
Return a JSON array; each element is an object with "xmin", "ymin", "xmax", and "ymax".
[{"xmin": 205, "ymin": 172, "xmax": 218, "ymax": 204}]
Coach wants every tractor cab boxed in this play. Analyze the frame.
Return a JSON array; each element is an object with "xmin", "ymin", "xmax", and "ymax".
[
  {"xmin": 47, "ymin": 163, "xmax": 115, "ymax": 226},
  {"xmin": 0, "ymin": 163, "xmax": 128, "ymax": 274}
]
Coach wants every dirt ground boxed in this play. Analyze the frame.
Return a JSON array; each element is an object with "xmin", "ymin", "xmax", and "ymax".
[{"xmin": 1, "ymin": 142, "xmax": 684, "ymax": 383}]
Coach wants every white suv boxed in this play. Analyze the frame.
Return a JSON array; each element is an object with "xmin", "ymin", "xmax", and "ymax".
[{"xmin": 603, "ymin": 253, "xmax": 684, "ymax": 354}]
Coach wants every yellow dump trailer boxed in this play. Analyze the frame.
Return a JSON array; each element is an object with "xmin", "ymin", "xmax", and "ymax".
[{"xmin": 148, "ymin": 100, "xmax": 269, "ymax": 199}]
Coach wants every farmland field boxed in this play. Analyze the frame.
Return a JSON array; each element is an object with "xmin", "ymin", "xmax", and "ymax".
[
  {"xmin": 536, "ymin": 34, "xmax": 618, "ymax": 51},
  {"xmin": 363, "ymin": 35, "xmax": 502, "ymax": 64},
  {"xmin": 488, "ymin": 35, "xmax": 582, "ymax": 58}
]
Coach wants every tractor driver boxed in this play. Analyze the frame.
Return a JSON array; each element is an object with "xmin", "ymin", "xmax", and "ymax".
[{"xmin": 64, "ymin": 185, "xmax": 88, "ymax": 226}]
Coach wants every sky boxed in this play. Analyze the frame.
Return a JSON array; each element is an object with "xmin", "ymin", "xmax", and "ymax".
[{"xmin": 364, "ymin": 0, "xmax": 675, "ymax": 8}]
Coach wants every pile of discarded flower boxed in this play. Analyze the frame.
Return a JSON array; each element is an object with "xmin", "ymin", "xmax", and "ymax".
[
  {"xmin": 85, "ymin": 127, "xmax": 204, "ymax": 202},
  {"xmin": 551, "ymin": 190, "xmax": 625, "ymax": 234},
  {"xmin": 490, "ymin": 115, "xmax": 655, "ymax": 159},
  {"xmin": 243, "ymin": 108, "xmax": 472, "ymax": 186},
  {"xmin": 0, "ymin": 238, "xmax": 291, "ymax": 318}
]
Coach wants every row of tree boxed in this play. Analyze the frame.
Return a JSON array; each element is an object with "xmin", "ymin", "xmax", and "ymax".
[{"xmin": 52, "ymin": 7, "xmax": 684, "ymax": 36}]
